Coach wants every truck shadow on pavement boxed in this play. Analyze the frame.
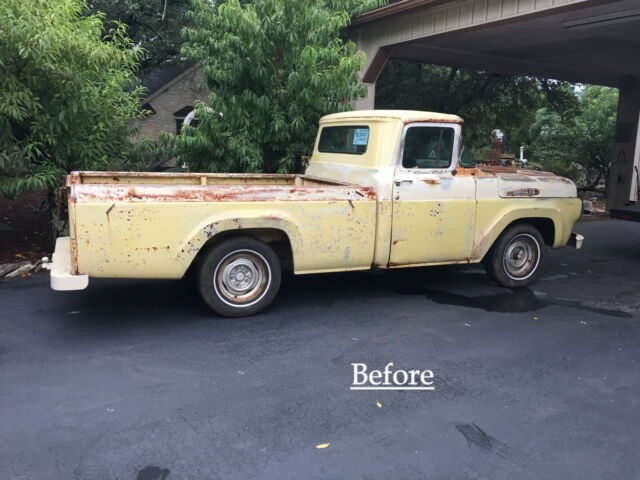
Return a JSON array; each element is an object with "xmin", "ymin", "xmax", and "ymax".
[
  {"xmin": 54, "ymin": 265, "xmax": 478, "ymax": 330},
  {"xmin": 50, "ymin": 258, "xmax": 632, "ymax": 335},
  {"xmin": 398, "ymin": 286, "xmax": 631, "ymax": 317}
]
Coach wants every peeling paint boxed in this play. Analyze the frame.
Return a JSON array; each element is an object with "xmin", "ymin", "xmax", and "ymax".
[{"xmin": 71, "ymin": 182, "xmax": 376, "ymax": 204}]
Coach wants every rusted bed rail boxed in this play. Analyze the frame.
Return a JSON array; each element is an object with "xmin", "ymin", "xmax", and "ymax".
[{"xmin": 67, "ymin": 171, "xmax": 359, "ymax": 187}]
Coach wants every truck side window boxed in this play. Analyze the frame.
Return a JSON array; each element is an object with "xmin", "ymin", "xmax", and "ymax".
[
  {"xmin": 402, "ymin": 126, "xmax": 454, "ymax": 169},
  {"xmin": 318, "ymin": 126, "xmax": 369, "ymax": 155},
  {"xmin": 460, "ymin": 145, "xmax": 474, "ymax": 167}
]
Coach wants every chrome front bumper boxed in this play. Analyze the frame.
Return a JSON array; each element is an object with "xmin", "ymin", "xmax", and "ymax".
[
  {"xmin": 569, "ymin": 233, "xmax": 584, "ymax": 249},
  {"xmin": 42, "ymin": 237, "xmax": 89, "ymax": 291}
]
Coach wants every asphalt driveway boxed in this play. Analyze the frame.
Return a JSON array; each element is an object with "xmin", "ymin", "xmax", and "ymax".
[{"xmin": 1, "ymin": 219, "xmax": 639, "ymax": 480}]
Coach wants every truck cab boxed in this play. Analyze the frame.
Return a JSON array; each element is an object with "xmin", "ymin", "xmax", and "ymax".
[{"xmin": 307, "ymin": 110, "xmax": 582, "ymax": 271}]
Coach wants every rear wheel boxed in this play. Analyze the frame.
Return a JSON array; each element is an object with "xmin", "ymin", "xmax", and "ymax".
[
  {"xmin": 198, "ymin": 236, "xmax": 281, "ymax": 317},
  {"xmin": 484, "ymin": 224, "xmax": 544, "ymax": 288}
]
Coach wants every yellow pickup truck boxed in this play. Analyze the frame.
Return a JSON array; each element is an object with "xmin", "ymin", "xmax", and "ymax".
[{"xmin": 48, "ymin": 110, "xmax": 583, "ymax": 317}]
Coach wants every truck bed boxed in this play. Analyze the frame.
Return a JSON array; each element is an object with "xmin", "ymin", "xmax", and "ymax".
[{"xmin": 66, "ymin": 171, "xmax": 378, "ymax": 279}]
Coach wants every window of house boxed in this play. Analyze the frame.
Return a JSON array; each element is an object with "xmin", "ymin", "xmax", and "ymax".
[{"xmin": 174, "ymin": 106, "xmax": 194, "ymax": 134}]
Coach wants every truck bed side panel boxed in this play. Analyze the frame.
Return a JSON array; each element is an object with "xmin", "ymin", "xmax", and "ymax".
[{"xmin": 70, "ymin": 184, "xmax": 377, "ymax": 278}]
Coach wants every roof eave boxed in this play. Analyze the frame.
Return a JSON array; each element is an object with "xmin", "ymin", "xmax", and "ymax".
[
  {"xmin": 143, "ymin": 62, "xmax": 203, "ymax": 105},
  {"xmin": 351, "ymin": 0, "xmax": 457, "ymax": 28}
]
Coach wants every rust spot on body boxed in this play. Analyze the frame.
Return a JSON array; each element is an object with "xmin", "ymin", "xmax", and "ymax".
[
  {"xmin": 456, "ymin": 167, "xmax": 479, "ymax": 177},
  {"xmin": 134, "ymin": 246, "xmax": 170, "ymax": 252},
  {"xmin": 260, "ymin": 215, "xmax": 281, "ymax": 221},
  {"xmin": 422, "ymin": 179, "xmax": 440, "ymax": 186},
  {"xmin": 403, "ymin": 117, "xmax": 463, "ymax": 125},
  {"xmin": 127, "ymin": 187, "xmax": 142, "ymax": 200}
]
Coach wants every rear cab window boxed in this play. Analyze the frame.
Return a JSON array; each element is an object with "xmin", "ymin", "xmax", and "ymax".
[{"xmin": 318, "ymin": 126, "xmax": 369, "ymax": 155}]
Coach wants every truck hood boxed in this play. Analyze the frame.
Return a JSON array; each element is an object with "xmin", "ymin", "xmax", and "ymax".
[{"xmin": 478, "ymin": 166, "xmax": 577, "ymax": 198}]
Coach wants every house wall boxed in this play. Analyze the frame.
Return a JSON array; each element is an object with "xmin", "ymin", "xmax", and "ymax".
[{"xmin": 132, "ymin": 67, "xmax": 209, "ymax": 142}]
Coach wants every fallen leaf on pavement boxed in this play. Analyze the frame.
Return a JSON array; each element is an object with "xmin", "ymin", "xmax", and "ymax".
[{"xmin": 315, "ymin": 443, "xmax": 330, "ymax": 449}]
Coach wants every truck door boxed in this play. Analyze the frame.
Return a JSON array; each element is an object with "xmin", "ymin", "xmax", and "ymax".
[{"xmin": 389, "ymin": 123, "xmax": 476, "ymax": 266}]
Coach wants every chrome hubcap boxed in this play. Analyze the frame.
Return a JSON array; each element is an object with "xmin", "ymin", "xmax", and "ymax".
[
  {"xmin": 215, "ymin": 250, "xmax": 269, "ymax": 305},
  {"xmin": 503, "ymin": 235, "xmax": 539, "ymax": 279},
  {"xmin": 222, "ymin": 259, "xmax": 259, "ymax": 294}
]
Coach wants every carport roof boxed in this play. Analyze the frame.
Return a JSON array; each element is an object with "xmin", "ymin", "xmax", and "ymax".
[{"xmin": 353, "ymin": 0, "xmax": 640, "ymax": 87}]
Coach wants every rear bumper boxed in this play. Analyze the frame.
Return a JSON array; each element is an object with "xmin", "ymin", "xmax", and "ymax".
[
  {"xmin": 48, "ymin": 237, "xmax": 89, "ymax": 291},
  {"xmin": 568, "ymin": 233, "xmax": 584, "ymax": 249}
]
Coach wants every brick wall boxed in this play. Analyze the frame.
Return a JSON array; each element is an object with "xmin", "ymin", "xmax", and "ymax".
[{"xmin": 132, "ymin": 67, "xmax": 209, "ymax": 142}]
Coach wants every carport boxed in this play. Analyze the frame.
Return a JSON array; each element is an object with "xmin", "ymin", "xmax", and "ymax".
[{"xmin": 350, "ymin": 0, "xmax": 640, "ymax": 208}]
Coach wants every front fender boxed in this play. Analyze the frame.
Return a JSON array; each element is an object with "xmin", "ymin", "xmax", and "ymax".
[{"xmin": 472, "ymin": 206, "xmax": 565, "ymax": 262}]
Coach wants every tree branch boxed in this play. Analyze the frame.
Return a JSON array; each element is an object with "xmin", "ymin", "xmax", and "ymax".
[
  {"xmin": 438, "ymin": 66, "xmax": 458, "ymax": 111},
  {"xmin": 454, "ymin": 73, "xmax": 496, "ymax": 112}
]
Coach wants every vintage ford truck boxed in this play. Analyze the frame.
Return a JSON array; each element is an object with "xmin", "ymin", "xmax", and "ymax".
[{"xmin": 47, "ymin": 110, "xmax": 583, "ymax": 316}]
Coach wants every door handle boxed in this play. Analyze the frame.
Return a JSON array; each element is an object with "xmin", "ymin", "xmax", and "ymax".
[{"xmin": 394, "ymin": 179, "xmax": 413, "ymax": 186}]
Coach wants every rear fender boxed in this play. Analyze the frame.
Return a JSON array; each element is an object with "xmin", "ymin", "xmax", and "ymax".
[{"xmin": 175, "ymin": 214, "xmax": 302, "ymax": 270}]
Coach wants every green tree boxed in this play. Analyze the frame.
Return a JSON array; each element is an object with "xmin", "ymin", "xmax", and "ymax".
[
  {"xmin": 179, "ymin": 0, "xmax": 376, "ymax": 174},
  {"xmin": 376, "ymin": 60, "xmax": 579, "ymax": 156},
  {"xmin": 528, "ymin": 86, "xmax": 618, "ymax": 188},
  {"xmin": 0, "ymin": 0, "xmax": 145, "ymax": 198},
  {"xmin": 86, "ymin": 0, "xmax": 192, "ymax": 74},
  {"xmin": 573, "ymin": 85, "xmax": 618, "ymax": 187},
  {"xmin": 84, "ymin": 1, "xmax": 384, "ymax": 76},
  {"xmin": 528, "ymin": 108, "xmax": 580, "ymax": 180}
]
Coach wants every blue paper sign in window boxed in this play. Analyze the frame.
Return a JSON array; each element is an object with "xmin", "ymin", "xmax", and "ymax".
[{"xmin": 352, "ymin": 128, "xmax": 369, "ymax": 146}]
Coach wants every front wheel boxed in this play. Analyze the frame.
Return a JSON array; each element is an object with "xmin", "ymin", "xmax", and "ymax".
[
  {"xmin": 484, "ymin": 224, "xmax": 545, "ymax": 288},
  {"xmin": 198, "ymin": 236, "xmax": 282, "ymax": 317}
]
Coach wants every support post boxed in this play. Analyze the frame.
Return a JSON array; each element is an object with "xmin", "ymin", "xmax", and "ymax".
[
  {"xmin": 607, "ymin": 78, "xmax": 640, "ymax": 209},
  {"xmin": 630, "ymin": 109, "xmax": 640, "ymax": 203},
  {"xmin": 349, "ymin": 38, "xmax": 390, "ymax": 111}
]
